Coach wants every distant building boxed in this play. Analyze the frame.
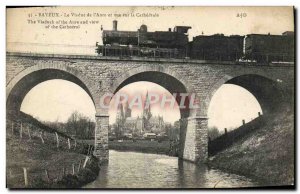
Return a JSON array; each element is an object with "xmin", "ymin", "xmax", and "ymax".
[
  {"xmin": 114, "ymin": 92, "xmax": 166, "ymax": 136},
  {"xmin": 282, "ymin": 31, "xmax": 294, "ymax": 36}
]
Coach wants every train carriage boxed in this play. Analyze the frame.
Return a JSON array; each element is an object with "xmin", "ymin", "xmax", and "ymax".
[
  {"xmin": 189, "ymin": 34, "xmax": 244, "ymax": 61},
  {"xmin": 244, "ymin": 32, "xmax": 294, "ymax": 62}
]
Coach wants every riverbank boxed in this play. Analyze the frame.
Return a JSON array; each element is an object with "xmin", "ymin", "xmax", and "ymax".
[
  {"xmin": 50, "ymin": 155, "xmax": 99, "ymax": 188},
  {"xmin": 81, "ymin": 139, "xmax": 172, "ymax": 155},
  {"xmin": 208, "ymin": 108, "xmax": 294, "ymax": 186},
  {"xmin": 110, "ymin": 140, "xmax": 171, "ymax": 154}
]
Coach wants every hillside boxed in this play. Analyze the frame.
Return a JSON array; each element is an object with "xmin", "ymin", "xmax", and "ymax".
[
  {"xmin": 6, "ymin": 111, "xmax": 98, "ymax": 188},
  {"xmin": 209, "ymin": 108, "xmax": 294, "ymax": 186},
  {"xmin": 8, "ymin": 112, "xmax": 71, "ymax": 139}
]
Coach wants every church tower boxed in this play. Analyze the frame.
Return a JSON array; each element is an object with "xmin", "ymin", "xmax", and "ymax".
[
  {"xmin": 116, "ymin": 103, "xmax": 124, "ymax": 123},
  {"xmin": 143, "ymin": 91, "xmax": 152, "ymax": 120},
  {"xmin": 143, "ymin": 91, "xmax": 152, "ymax": 131},
  {"xmin": 116, "ymin": 103, "xmax": 124, "ymax": 138},
  {"xmin": 124, "ymin": 101, "xmax": 132, "ymax": 118}
]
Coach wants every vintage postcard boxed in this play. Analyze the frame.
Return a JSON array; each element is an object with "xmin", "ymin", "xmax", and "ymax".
[{"xmin": 6, "ymin": 6, "xmax": 295, "ymax": 189}]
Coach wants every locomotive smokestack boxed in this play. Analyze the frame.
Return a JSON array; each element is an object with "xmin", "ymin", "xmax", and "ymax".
[{"xmin": 113, "ymin": 20, "xmax": 118, "ymax": 31}]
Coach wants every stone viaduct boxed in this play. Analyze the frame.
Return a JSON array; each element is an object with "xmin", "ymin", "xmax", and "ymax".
[{"xmin": 6, "ymin": 52, "xmax": 295, "ymax": 163}]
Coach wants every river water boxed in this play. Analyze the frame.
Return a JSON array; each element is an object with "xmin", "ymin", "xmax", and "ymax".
[{"xmin": 85, "ymin": 150, "xmax": 260, "ymax": 189}]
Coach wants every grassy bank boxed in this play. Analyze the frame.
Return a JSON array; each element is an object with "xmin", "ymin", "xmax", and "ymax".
[
  {"xmin": 6, "ymin": 112, "xmax": 99, "ymax": 188},
  {"xmin": 7, "ymin": 135, "xmax": 100, "ymax": 188},
  {"xmin": 208, "ymin": 108, "xmax": 294, "ymax": 186}
]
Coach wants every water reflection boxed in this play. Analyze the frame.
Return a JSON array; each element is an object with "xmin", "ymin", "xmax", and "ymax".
[{"xmin": 85, "ymin": 150, "xmax": 260, "ymax": 188}]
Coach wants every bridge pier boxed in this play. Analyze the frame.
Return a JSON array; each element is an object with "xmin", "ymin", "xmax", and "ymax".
[
  {"xmin": 181, "ymin": 117, "xmax": 208, "ymax": 163},
  {"xmin": 93, "ymin": 114, "xmax": 109, "ymax": 163}
]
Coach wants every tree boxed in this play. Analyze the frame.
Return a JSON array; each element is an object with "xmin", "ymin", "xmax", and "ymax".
[
  {"xmin": 66, "ymin": 111, "xmax": 80, "ymax": 136},
  {"xmin": 65, "ymin": 111, "xmax": 95, "ymax": 139},
  {"xmin": 208, "ymin": 126, "xmax": 220, "ymax": 141}
]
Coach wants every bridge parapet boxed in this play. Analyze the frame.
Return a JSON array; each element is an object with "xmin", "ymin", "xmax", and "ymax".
[{"xmin": 6, "ymin": 52, "xmax": 295, "ymax": 67}]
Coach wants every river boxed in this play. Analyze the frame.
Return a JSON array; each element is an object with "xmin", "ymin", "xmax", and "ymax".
[{"xmin": 84, "ymin": 150, "xmax": 261, "ymax": 189}]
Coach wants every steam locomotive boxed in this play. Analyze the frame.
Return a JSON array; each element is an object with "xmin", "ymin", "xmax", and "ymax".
[
  {"xmin": 96, "ymin": 20, "xmax": 294, "ymax": 63},
  {"xmin": 96, "ymin": 20, "xmax": 190, "ymax": 58}
]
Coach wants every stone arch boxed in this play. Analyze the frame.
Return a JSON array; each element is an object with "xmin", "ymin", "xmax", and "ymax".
[
  {"xmin": 110, "ymin": 65, "xmax": 199, "ymax": 118},
  {"xmin": 104, "ymin": 65, "xmax": 204, "ymax": 161},
  {"xmin": 206, "ymin": 73, "xmax": 285, "ymax": 117},
  {"xmin": 6, "ymin": 63, "xmax": 98, "ymax": 116}
]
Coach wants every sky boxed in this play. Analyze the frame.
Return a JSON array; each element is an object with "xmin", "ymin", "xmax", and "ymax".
[
  {"xmin": 207, "ymin": 84, "xmax": 262, "ymax": 130},
  {"xmin": 21, "ymin": 80, "xmax": 96, "ymax": 122},
  {"xmin": 11, "ymin": 6, "xmax": 291, "ymax": 131}
]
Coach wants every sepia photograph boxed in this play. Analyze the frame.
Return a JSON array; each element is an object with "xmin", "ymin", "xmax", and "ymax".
[{"xmin": 5, "ymin": 6, "xmax": 295, "ymax": 189}]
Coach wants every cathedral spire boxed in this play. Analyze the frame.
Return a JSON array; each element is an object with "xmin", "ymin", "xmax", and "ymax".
[
  {"xmin": 143, "ymin": 91, "xmax": 152, "ymax": 120},
  {"xmin": 116, "ymin": 103, "xmax": 124, "ymax": 123},
  {"xmin": 144, "ymin": 91, "xmax": 150, "ymax": 110},
  {"xmin": 124, "ymin": 101, "xmax": 131, "ymax": 118}
]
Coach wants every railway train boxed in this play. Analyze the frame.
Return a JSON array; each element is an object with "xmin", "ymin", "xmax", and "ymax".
[
  {"xmin": 96, "ymin": 20, "xmax": 294, "ymax": 63},
  {"xmin": 244, "ymin": 32, "xmax": 294, "ymax": 62}
]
